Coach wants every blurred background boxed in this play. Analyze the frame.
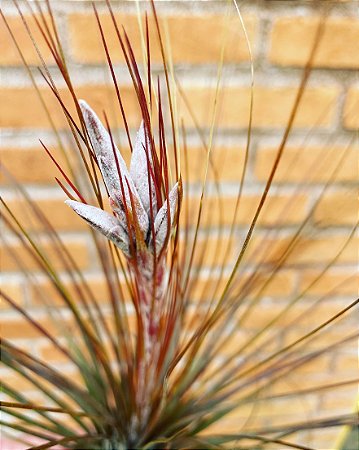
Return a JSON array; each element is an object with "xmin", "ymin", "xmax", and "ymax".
[{"xmin": 1, "ymin": 1, "xmax": 358, "ymax": 448}]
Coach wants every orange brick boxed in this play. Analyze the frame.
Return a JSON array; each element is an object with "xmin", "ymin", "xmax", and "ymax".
[
  {"xmin": 5, "ymin": 198, "xmax": 88, "ymax": 232},
  {"xmin": 220, "ymin": 324, "xmax": 278, "ymax": 358},
  {"xmin": 0, "ymin": 313, "xmax": 96, "ymax": 342},
  {"xmin": 240, "ymin": 300, "xmax": 349, "ymax": 331},
  {"xmin": 0, "ymin": 87, "xmax": 62, "ymax": 128},
  {"xmin": 0, "ymin": 316, "xmax": 58, "ymax": 339},
  {"xmin": 186, "ymin": 276, "xmax": 228, "ymax": 303},
  {"xmin": 269, "ymin": 17, "xmax": 359, "ymax": 69},
  {"xmin": 0, "ymin": 84, "xmax": 339, "ymax": 131},
  {"xmin": 269, "ymin": 371, "xmax": 337, "ymax": 396},
  {"xmin": 334, "ymin": 353, "xmax": 359, "ymax": 373},
  {"xmin": 2, "ymin": 370, "xmax": 39, "ymax": 391},
  {"xmin": 30, "ymin": 277, "xmax": 130, "ymax": 306},
  {"xmin": 313, "ymin": 191, "xmax": 357, "ymax": 226},
  {"xmin": 185, "ymin": 272, "xmax": 295, "ymax": 305},
  {"xmin": 285, "ymin": 235, "xmax": 358, "ymax": 265},
  {"xmin": 204, "ymin": 397, "xmax": 319, "ymax": 436},
  {"xmin": 182, "ymin": 146, "xmax": 246, "ymax": 183},
  {"xmin": 288, "ymin": 353, "xmax": 332, "ymax": 376},
  {"xmin": 204, "ymin": 404, "xmax": 265, "ymax": 435},
  {"xmin": 321, "ymin": 388, "xmax": 358, "ymax": 412},
  {"xmin": 257, "ymin": 194, "xmax": 309, "ymax": 226},
  {"xmin": 254, "ymin": 145, "xmax": 358, "ymax": 184},
  {"xmin": 182, "ymin": 193, "xmax": 308, "ymax": 227},
  {"xmin": 39, "ymin": 342, "xmax": 73, "ymax": 364},
  {"xmin": 300, "ymin": 270, "xmax": 358, "ymax": 297},
  {"xmin": 234, "ymin": 270, "xmax": 296, "ymax": 299},
  {"xmin": 255, "ymin": 396, "xmax": 318, "ymax": 419},
  {"xmin": 0, "ymin": 147, "xmax": 71, "ymax": 185},
  {"xmin": 188, "ymin": 236, "xmax": 235, "ymax": 268},
  {"xmin": 0, "ymin": 282, "xmax": 24, "ymax": 309},
  {"xmin": 282, "ymin": 325, "xmax": 356, "ymax": 352},
  {"xmin": 0, "ymin": 240, "xmax": 90, "ymax": 272},
  {"xmin": 0, "ymin": 14, "xmax": 53, "ymax": 66},
  {"xmin": 245, "ymin": 234, "xmax": 358, "ymax": 265},
  {"xmin": 180, "ymin": 85, "xmax": 339, "ymax": 129},
  {"xmin": 0, "ymin": 85, "xmax": 140, "ymax": 129},
  {"xmin": 343, "ymin": 86, "xmax": 359, "ymax": 130},
  {"xmin": 68, "ymin": 13, "xmax": 256, "ymax": 64}
]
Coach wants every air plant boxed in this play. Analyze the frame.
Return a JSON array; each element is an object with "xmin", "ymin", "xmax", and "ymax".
[{"xmin": 0, "ymin": 0, "xmax": 358, "ymax": 449}]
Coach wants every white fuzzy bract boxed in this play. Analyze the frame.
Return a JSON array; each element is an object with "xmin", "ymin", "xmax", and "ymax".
[{"xmin": 66, "ymin": 100, "xmax": 180, "ymax": 259}]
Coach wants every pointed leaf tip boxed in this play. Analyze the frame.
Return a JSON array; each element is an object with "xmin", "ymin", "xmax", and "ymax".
[
  {"xmin": 79, "ymin": 101, "xmax": 149, "ymax": 238},
  {"xmin": 130, "ymin": 121, "xmax": 157, "ymax": 216},
  {"xmin": 154, "ymin": 182, "xmax": 180, "ymax": 255},
  {"xmin": 65, "ymin": 199, "xmax": 130, "ymax": 255},
  {"xmin": 78, "ymin": 99, "xmax": 89, "ymax": 110}
]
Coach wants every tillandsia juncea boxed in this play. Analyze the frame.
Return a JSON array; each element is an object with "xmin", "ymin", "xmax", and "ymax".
[
  {"xmin": 0, "ymin": 0, "xmax": 358, "ymax": 449},
  {"xmin": 67, "ymin": 101, "xmax": 181, "ymax": 339},
  {"xmin": 66, "ymin": 100, "xmax": 181, "ymax": 433}
]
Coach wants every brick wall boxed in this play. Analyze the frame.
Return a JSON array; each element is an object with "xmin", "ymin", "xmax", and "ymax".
[{"xmin": 1, "ymin": 1, "xmax": 358, "ymax": 448}]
